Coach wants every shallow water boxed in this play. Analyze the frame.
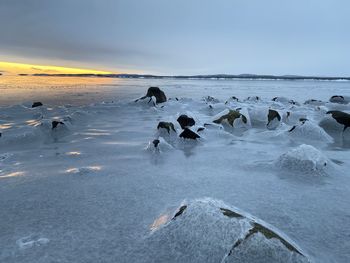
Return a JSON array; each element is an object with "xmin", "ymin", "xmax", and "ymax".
[{"xmin": 0, "ymin": 76, "xmax": 349, "ymax": 262}]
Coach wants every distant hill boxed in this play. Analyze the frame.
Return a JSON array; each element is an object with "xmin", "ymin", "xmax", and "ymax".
[{"xmin": 31, "ymin": 73, "xmax": 350, "ymax": 81}]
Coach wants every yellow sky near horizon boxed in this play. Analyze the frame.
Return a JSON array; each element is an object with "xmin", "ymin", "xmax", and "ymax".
[{"xmin": 0, "ymin": 61, "xmax": 114, "ymax": 75}]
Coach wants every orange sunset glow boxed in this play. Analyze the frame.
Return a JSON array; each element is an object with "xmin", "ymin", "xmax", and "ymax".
[{"xmin": 0, "ymin": 61, "xmax": 113, "ymax": 75}]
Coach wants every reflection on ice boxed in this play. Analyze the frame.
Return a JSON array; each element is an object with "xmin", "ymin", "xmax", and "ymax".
[
  {"xmin": 0, "ymin": 123, "xmax": 13, "ymax": 129},
  {"xmin": 65, "ymin": 166, "xmax": 102, "ymax": 175},
  {"xmin": 150, "ymin": 213, "xmax": 170, "ymax": 231},
  {"xmin": 65, "ymin": 151, "xmax": 81, "ymax": 156},
  {"xmin": 0, "ymin": 171, "xmax": 25, "ymax": 178}
]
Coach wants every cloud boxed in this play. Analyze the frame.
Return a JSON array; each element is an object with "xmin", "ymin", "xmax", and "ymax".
[{"xmin": 0, "ymin": 0, "xmax": 349, "ymax": 75}]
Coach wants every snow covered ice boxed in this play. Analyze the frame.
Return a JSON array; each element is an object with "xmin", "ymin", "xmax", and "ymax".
[{"xmin": 0, "ymin": 77, "xmax": 350, "ymax": 263}]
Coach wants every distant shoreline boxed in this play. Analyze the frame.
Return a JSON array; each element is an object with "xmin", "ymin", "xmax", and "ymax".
[
  {"xmin": 30, "ymin": 73, "xmax": 350, "ymax": 81},
  {"xmin": 2, "ymin": 73, "xmax": 349, "ymax": 81}
]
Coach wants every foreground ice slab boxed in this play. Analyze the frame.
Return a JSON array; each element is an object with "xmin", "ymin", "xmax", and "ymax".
[{"xmin": 132, "ymin": 199, "xmax": 310, "ymax": 263}]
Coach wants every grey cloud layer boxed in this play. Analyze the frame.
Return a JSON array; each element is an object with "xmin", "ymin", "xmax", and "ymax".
[{"xmin": 0, "ymin": 0, "xmax": 349, "ymax": 75}]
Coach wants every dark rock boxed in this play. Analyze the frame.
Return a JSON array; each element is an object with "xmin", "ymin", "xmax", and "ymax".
[
  {"xmin": 326, "ymin": 110, "xmax": 350, "ymax": 132},
  {"xmin": 135, "ymin": 87, "xmax": 167, "ymax": 104},
  {"xmin": 152, "ymin": 139, "xmax": 160, "ymax": 148},
  {"xmin": 157, "ymin": 122, "xmax": 176, "ymax": 133},
  {"xmin": 197, "ymin": 127, "xmax": 205, "ymax": 132},
  {"xmin": 32, "ymin": 102, "xmax": 43, "ymax": 108},
  {"xmin": 52, "ymin": 121, "xmax": 64, "ymax": 129},
  {"xmin": 177, "ymin": 115, "xmax": 195, "ymax": 129},
  {"xmin": 179, "ymin": 128, "xmax": 200, "ymax": 140},
  {"xmin": 146, "ymin": 87, "xmax": 167, "ymax": 103},
  {"xmin": 289, "ymin": 125, "xmax": 297, "ymax": 132},
  {"xmin": 213, "ymin": 110, "xmax": 247, "ymax": 126},
  {"xmin": 172, "ymin": 205, "xmax": 187, "ymax": 220},
  {"xmin": 220, "ymin": 208, "xmax": 244, "ymax": 218},
  {"xmin": 230, "ymin": 222, "xmax": 303, "ymax": 256},
  {"xmin": 267, "ymin": 109, "xmax": 281, "ymax": 124}
]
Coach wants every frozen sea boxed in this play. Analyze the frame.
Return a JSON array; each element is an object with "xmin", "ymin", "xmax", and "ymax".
[{"xmin": 0, "ymin": 76, "xmax": 350, "ymax": 263}]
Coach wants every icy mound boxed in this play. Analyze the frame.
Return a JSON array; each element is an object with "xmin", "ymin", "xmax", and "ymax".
[
  {"xmin": 276, "ymin": 144, "xmax": 329, "ymax": 174},
  {"xmin": 16, "ymin": 235, "xmax": 49, "ymax": 250},
  {"xmin": 145, "ymin": 137, "xmax": 173, "ymax": 153},
  {"xmin": 319, "ymin": 114, "xmax": 344, "ymax": 133},
  {"xmin": 272, "ymin": 96, "xmax": 299, "ymax": 105},
  {"xmin": 213, "ymin": 108, "xmax": 251, "ymax": 130},
  {"xmin": 133, "ymin": 199, "xmax": 309, "ymax": 263},
  {"xmin": 329, "ymin": 95, "xmax": 350, "ymax": 104},
  {"xmin": 287, "ymin": 121, "xmax": 333, "ymax": 143},
  {"xmin": 319, "ymin": 111, "xmax": 350, "ymax": 138}
]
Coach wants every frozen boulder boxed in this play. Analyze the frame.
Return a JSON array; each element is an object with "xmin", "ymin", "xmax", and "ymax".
[
  {"xmin": 245, "ymin": 96, "xmax": 260, "ymax": 102},
  {"xmin": 146, "ymin": 137, "xmax": 173, "ymax": 153},
  {"xmin": 288, "ymin": 120, "xmax": 333, "ymax": 143},
  {"xmin": 156, "ymin": 122, "xmax": 178, "ymax": 145},
  {"xmin": 134, "ymin": 199, "xmax": 309, "ymax": 263},
  {"xmin": 304, "ymin": 99, "xmax": 324, "ymax": 106},
  {"xmin": 31, "ymin": 102, "xmax": 43, "ymax": 108},
  {"xmin": 329, "ymin": 95, "xmax": 349, "ymax": 104},
  {"xmin": 283, "ymin": 111, "xmax": 308, "ymax": 126},
  {"xmin": 177, "ymin": 115, "xmax": 195, "ymax": 129},
  {"xmin": 213, "ymin": 109, "xmax": 248, "ymax": 128},
  {"xmin": 325, "ymin": 111, "xmax": 350, "ymax": 132},
  {"xmin": 202, "ymin": 96, "xmax": 220, "ymax": 103},
  {"xmin": 276, "ymin": 144, "xmax": 329, "ymax": 174},
  {"xmin": 135, "ymin": 87, "xmax": 167, "ymax": 104},
  {"xmin": 52, "ymin": 120, "xmax": 64, "ymax": 129},
  {"xmin": 225, "ymin": 96, "xmax": 240, "ymax": 104},
  {"xmin": 267, "ymin": 109, "xmax": 282, "ymax": 130},
  {"xmin": 16, "ymin": 235, "xmax": 49, "ymax": 250},
  {"xmin": 179, "ymin": 128, "xmax": 200, "ymax": 140},
  {"xmin": 272, "ymin": 97, "xmax": 298, "ymax": 105},
  {"xmin": 157, "ymin": 122, "xmax": 176, "ymax": 134}
]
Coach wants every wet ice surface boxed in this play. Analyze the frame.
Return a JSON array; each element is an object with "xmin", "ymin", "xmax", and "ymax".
[{"xmin": 0, "ymin": 77, "xmax": 350, "ymax": 263}]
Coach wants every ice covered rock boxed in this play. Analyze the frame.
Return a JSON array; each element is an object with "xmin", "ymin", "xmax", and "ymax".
[
  {"xmin": 179, "ymin": 128, "xmax": 200, "ymax": 140},
  {"xmin": 287, "ymin": 120, "xmax": 333, "ymax": 143},
  {"xmin": 245, "ymin": 96, "xmax": 260, "ymax": 102},
  {"xmin": 31, "ymin": 102, "xmax": 43, "ymax": 108},
  {"xmin": 283, "ymin": 111, "xmax": 308, "ymax": 126},
  {"xmin": 304, "ymin": 99, "xmax": 324, "ymax": 106},
  {"xmin": 146, "ymin": 137, "xmax": 173, "ymax": 153},
  {"xmin": 52, "ymin": 120, "xmax": 64, "ymax": 129},
  {"xmin": 177, "ymin": 114, "xmax": 195, "ymax": 129},
  {"xmin": 329, "ymin": 95, "xmax": 349, "ymax": 104},
  {"xmin": 134, "ymin": 199, "xmax": 309, "ymax": 263},
  {"xmin": 225, "ymin": 96, "xmax": 240, "ymax": 104},
  {"xmin": 135, "ymin": 87, "xmax": 167, "ymax": 104},
  {"xmin": 202, "ymin": 96, "xmax": 220, "ymax": 103},
  {"xmin": 276, "ymin": 144, "xmax": 329, "ymax": 174},
  {"xmin": 157, "ymin": 122, "xmax": 176, "ymax": 134},
  {"xmin": 325, "ymin": 111, "xmax": 350, "ymax": 132},
  {"xmin": 213, "ymin": 109, "xmax": 249, "ymax": 128},
  {"xmin": 267, "ymin": 109, "xmax": 282, "ymax": 130},
  {"xmin": 272, "ymin": 96, "xmax": 298, "ymax": 105},
  {"xmin": 16, "ymin": 235, "xmax": 49, "ymax": 250}
]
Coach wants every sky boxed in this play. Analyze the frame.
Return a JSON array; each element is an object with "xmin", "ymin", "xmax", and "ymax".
[{"xmin": 0, "ymin": 0, "xmax": 349, "ymax": 76}]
